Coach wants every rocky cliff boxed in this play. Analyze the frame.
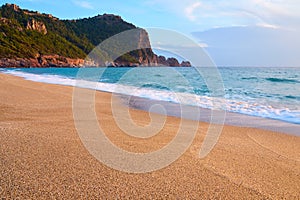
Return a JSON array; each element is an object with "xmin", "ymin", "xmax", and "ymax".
[{"xmin": 0, "ymin": 3, "xmax": 190, "ymax": 67}]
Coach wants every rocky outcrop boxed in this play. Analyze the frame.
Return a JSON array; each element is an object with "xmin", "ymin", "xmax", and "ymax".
[
  {"xmin": 166, "ymin": 58, "xmax": 180, "ymax": 67},
  {"xmin": 0, "ymin": 55, "xmax": 84, "ymax": 68},
  {"xmin": 4, "ymin": 4, "xmax": 48, "ymax": 35},
  {"xmin": 96, "ymin": 14, "xmax": 122, "ymax": 21},
  {"xmin": 136, "ymin": 29, "xmax": 157, "ymax": 65},
  {"xmin": 180, "ymin": 61, "xmax": 191, "ymax": 67},
  {"xmin": 36, "ymin": 54, "xmax": 84, "ymax": 67},
  {"xmin": 112, "ymin": 29, "xmax": 190, "ymax": 67},
  {"xmin": 101, "ymin": 28, "xmax": 190, "ymax": 67},
  {"xmin": 0, "ymin": 17, "xmax": 23, "ymax": 31},
  {"xmin": 26, "ymin": 19, "xmax": 47, "ymax": 35},
  {"xmin": 154, "ymin": 55, "xmax": 191, "ymax": 67},
  {"xmin": 5, "ymin": 3, "xmax": 19, "ymax": 12},
  {"xmin": 157, "ymin": 56, "xmax": 167, "ymax": 66}
]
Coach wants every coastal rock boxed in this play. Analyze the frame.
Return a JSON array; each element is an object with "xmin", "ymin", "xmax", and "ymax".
[
  {"xmin": 36, "ymin": 55, "xmax": 84, "ymax": 67},
  {"xmin": 157, "ymin": 56, "xmax": 168, "ymax": 66},
  {"xmin": 166, "ymin": 58, "xmax": 180, "ymax": 67},
  {"xmin": 0, "ymin": 55, "xmax": 189, "ymax": 69},
  {"xmin": 180, "ymin": 61, "xmax": 192, "ymax": 67},
  {"xmin": 0, "ymin": 55, "xmax": 84, "ymax": 68},
  {"xmin": 155, "ymin": 55, "xmax": 191, "ymax": 67}
]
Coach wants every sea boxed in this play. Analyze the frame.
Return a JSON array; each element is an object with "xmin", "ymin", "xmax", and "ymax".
[{"xmin": 1, "ymin": 67, "xmax": 300, "ymax": 135}]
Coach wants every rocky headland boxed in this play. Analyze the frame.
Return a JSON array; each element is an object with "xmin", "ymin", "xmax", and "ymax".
[{"xmin": 0, "ymin": 4, "xmax": 191, "ymax": 68}]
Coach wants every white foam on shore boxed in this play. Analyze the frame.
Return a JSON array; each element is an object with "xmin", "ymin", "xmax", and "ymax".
[{"xmin": 3, "ymin": 70, "xmax": 300, "ymax": 125}]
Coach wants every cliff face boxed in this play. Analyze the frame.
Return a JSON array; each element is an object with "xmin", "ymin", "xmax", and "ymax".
[
  {"xmin": 0, "ymin": 4, "xmax": 190, "ymax": 67},
  {"xmin": 137, "ymin": 29, "xmax": 158, "ymax": 65}
]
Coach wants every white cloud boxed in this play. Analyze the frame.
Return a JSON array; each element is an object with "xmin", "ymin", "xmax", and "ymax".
[
  {"xmin": 256, "ymin": 23, "xmax": 280, "ymax": 29},
  {"xmin": 145, "ymin": 0, "xmax": 300, "ymax": 31},
  {"xmin": 73, "ymin": 0, "xmax": 94, "ymax": 9},
  {"xmin": 184, "ymin": 2, "xmax": 202, "ymax": 21},
  {"xmin": 251, "ymin": 0, "xmax": 297, "ymax": 17}
]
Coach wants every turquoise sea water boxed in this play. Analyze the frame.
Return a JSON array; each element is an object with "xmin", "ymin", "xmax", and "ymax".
[{"xmin": 1, "ymin": 67, "xmax": 300, "ymax": 125}]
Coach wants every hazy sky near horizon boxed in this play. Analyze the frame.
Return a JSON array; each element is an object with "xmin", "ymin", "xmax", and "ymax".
[{"xmin": 1, "ymin": 0, "xmax": 300, "ymax": 66}]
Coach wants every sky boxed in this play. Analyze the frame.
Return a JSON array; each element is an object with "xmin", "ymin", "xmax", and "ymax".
[{"xmin": 1, "ymin": 0, "xmax": 300, "ymax": 66}]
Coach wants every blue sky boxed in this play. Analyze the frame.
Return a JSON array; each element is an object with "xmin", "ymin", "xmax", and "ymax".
[{"xmin": 1, "ymin": 0, "xmax": 300, "ymax": 66}]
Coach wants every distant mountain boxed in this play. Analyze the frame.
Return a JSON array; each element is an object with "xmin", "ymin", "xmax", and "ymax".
[{"xmin": 0, "ymin": 3, "xmax": 190, "ymax": 67}]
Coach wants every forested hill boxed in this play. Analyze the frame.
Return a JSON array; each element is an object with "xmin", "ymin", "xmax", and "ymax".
[{"xmin": 0, "ymin": 3, "xmax": 190, "ymax": 67}]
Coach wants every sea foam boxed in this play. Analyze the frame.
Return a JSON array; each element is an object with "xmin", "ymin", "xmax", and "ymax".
[{"xmin": 2, "ymin": 69, "xmax": 300, "ymax": 125}]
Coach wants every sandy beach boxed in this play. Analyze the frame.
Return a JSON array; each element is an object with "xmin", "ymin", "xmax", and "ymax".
[{"xmin": 0, "ymin": 73, "xmax": 299, "ymax": 199}]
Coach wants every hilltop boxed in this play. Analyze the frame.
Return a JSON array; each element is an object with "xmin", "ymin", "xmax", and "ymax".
[{"xmin": 0, "ymin": 4, "xmax": 190, "ymax": 67}]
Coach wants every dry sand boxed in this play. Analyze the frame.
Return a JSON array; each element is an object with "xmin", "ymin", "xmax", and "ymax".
[{"xmin": 0, "ymin": 73, "xmax": 299, "ymax": 199}]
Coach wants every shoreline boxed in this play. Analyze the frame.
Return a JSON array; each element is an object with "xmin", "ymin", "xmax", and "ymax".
[
  {"xmin": 0, "ymin": 73, "xmax": 299, "ymax": 198},
  {"xmin": 2, "ymin": 68, "xmax": 299, "ymax": 136},
  {"xmin": 1, "ymin": 69, "xmax": 300, "ymax": 135},
  {"xmin": 119, "ymin": 94, "xmax": 300, "ymax": 136}
]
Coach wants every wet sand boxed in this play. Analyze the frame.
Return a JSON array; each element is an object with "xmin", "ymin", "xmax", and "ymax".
[{"xmin": 0, "ymin": 73, "xmax": 299, "ymax": 199}]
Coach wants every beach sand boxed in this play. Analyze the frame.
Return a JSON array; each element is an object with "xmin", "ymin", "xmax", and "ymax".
[{"xmin": 0, "ymin": 73, "xmax": 299, "ymax": 199}]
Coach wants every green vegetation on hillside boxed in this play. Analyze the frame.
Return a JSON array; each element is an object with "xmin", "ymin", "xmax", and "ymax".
[{"xmin": 0, "ymin": 3, "xmax": 150, "ymax": 63}]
